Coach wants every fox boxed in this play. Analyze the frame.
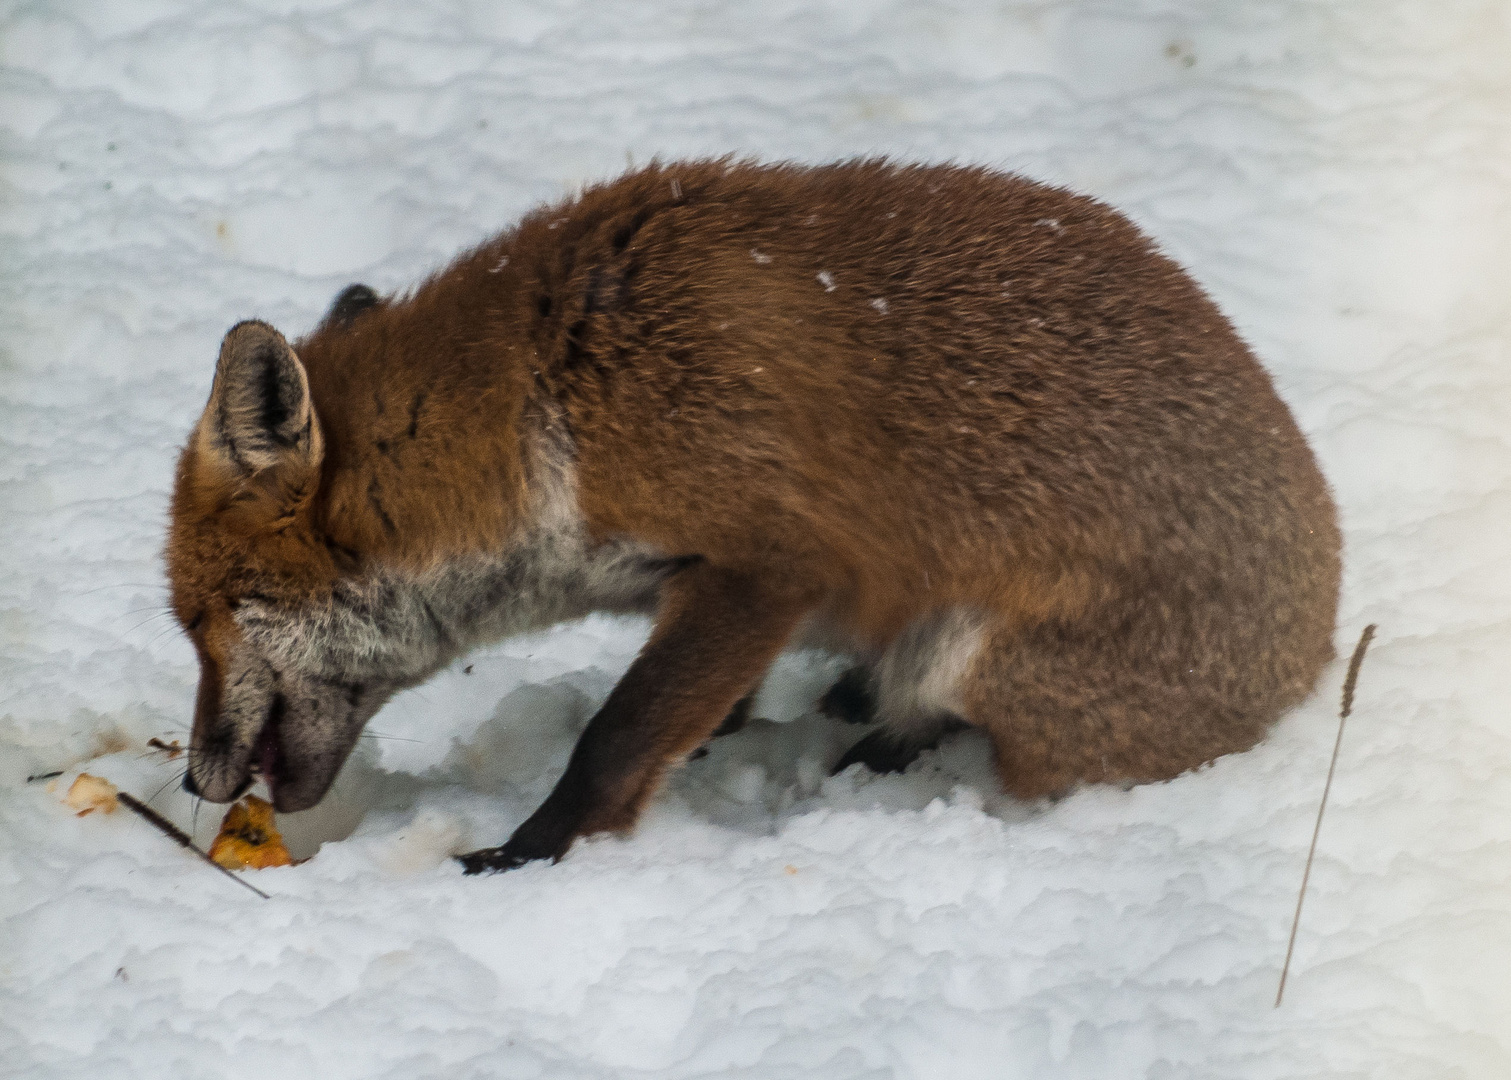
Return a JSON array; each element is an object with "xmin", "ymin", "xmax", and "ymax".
[{"xmin": 165, "ymin": 159, "xmax": 1340, "ymax": 873}]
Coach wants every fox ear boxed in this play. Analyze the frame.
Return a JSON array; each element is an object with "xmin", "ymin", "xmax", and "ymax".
[
  {"xmin": 199, "ymin": 320, "xmax": 322, "ymax": 480},
  {"xmin": 324, "ymin": 283, "xmax": 380, "ymax": 328}
]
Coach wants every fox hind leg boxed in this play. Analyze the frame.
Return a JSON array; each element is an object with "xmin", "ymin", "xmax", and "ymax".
[
  {"xmin": 962, "ymin": 620, "xmax": 1274, "ymax": 800},
  {"xmin": 828, "ymin": 607, "xmax": 1280, "ymax": 793},
  {"xmin": 829, "ymin": 609, "xmax": 985, "ymax": 776}
]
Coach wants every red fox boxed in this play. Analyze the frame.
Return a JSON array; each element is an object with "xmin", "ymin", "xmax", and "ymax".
[{"xmin": 165, "ymin": 160, "xmax": 1340, "ymax": 872}]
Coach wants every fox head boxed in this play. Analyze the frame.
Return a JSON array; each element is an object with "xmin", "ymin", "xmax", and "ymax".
[{"xmin": 166, "ymin": 297, "xmax": 451, "ymax": 812}]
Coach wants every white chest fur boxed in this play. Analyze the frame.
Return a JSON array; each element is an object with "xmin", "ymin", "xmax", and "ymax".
[{"xmin": 237, "ymin": 424, "xmax": 674, "ymax": 691}]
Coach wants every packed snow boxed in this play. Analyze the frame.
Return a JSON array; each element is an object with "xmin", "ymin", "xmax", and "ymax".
[{"xmin": 2, "ymin": 1, "xmax": 1509, "ymax": 1077}]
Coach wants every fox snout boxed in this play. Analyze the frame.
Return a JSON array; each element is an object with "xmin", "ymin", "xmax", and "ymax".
[{"xmin": 184, "ymin": 649, "xmax": 384, "ymax": 813}]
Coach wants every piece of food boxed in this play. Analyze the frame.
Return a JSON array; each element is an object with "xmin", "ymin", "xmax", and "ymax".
[
  {"xmin": 207, "ymin": 795, "xmax": 292, "ymax": 870},
  {"xmin": 64, "ymin": 773, "xmax": 119, "ymax": 816}
]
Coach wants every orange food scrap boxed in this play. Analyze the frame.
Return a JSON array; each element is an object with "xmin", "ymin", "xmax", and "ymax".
[
  {"xmin": 64, "ymin": 773, "xmax": 120, "ymax": 816},
  {"xmin": 208, "ymin": 795, "xmax": 293, "ymax": 870}
]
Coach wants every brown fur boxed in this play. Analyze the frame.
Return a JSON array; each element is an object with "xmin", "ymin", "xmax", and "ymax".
[{"xmin": 166, "ymin": 159, "xmax": 1340, "ymax": 870}]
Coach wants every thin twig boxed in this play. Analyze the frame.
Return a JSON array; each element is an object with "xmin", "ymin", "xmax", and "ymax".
[
  {"xmin": 26, "ymin": 770, "xmax": 64, "ymax": 783},
  {"xmin": 116, "ymin": 791, "xmax": 270, "ymax": 900},
  {"xmin": 1276, "ymin": 623, "xmax": 1376, "ymax": 1007},
  {"xmin": 146, "ymin": 737, "xmax": 184, "ymax": 757}
]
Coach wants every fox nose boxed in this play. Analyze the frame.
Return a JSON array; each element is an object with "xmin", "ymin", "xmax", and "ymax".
[{"xmin": 181, "ymin": 771, "xmax": 201, "ymax": 797}]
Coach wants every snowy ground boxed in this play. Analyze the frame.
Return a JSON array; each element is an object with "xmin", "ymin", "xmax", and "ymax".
[{"xmin": 2, "ymin": 2, "xmax": 1509, "ymax": 1077}]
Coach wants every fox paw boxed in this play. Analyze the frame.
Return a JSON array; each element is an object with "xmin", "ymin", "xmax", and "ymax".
[
  {"xmin": 818, "ymin": 667, "xmax": 876, "ymax": 725},
  {"xmin": 458, "ymin": 842, "xmax": 546, "ymax": 875},
  {"xmin": 830, "ymin": 731, "xmax": 928, "ymax": 776}
]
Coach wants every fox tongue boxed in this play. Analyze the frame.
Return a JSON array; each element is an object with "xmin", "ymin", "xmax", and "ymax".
[
  {"xmin": 259, "ymin": 730, "xmax": 278, "ymax": 796},
  {"xmin": 253, "ymin": 695, "xmax": 284, "ymax": 799}
]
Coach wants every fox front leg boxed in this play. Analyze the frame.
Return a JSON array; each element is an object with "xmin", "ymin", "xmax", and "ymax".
[{"xmin": 459, "ymin": 565, "xmax": 811, "ymax": 873}]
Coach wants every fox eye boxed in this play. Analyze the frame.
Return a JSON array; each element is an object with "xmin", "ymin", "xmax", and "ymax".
[{"xmin": 184, "ymin": 612, "xmax": 204, "ymax": 633}]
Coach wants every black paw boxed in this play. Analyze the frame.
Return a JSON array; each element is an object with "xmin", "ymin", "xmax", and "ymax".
[
  {"xmin": 458, "ymin": 809, "xmax": 579, "ymax": 874},
  {"xmin": 830, "ymin": 731, "xmax": 930, "ymax": 776},
  {"xmin": 458, "ymin": 844, "xmax": 539, "ymax": 875},
  {"xmin": 818, "ymin": 667, "xmax": 875, "ymax": 725}
]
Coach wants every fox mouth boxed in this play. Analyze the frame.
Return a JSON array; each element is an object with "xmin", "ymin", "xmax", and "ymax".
[
  {"xmin": 248, "ymin": 693, "xmax": 286, "ymax": 801},
  {"xmin": 186, "ymin": 667, "xmax": 384, "ymax": 812}
]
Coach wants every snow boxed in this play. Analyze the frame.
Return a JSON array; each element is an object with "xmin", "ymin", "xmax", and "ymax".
[{"xmin": 2, "ymin": 1, "xmax": 1509, "ymax": 1077}]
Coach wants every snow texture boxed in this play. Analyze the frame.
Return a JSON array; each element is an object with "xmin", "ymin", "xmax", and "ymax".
[{"xmin": 2, "ymin": 2, "xmax": 1509, "ymax": 1077}]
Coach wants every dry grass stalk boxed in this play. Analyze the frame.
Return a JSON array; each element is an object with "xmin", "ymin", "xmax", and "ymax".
[{"xmin": 1275, "ymin": 623, "xmax": 1376, "ymax": 1007}]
